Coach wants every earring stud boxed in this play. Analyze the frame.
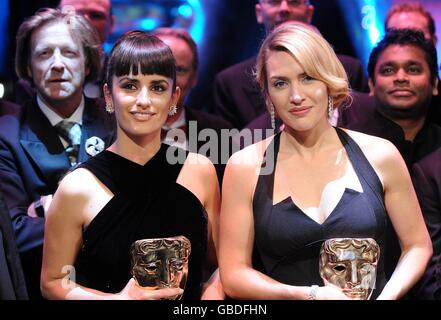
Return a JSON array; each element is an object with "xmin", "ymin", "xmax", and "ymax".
[
  {"xmin": 105, "ymin": 103, "xmax": 114, "ymax": 114},
  {"xmin": 168, "ymin": 105, "xmax": 177, "ymax": 116}
]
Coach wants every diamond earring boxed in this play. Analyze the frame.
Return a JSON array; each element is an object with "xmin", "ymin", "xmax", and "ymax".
[
  {"xmin": 270, "ymin": 104, "xmax": 276, "ymax": 129},
  {"xmin": 105, "ymin": 102, "xmax": 114, "ymax": 114},
  {"xmin": 168, "ymin": 105, "xmax": 177, "ymax": 116},
  {"xmin": 327, "ymin": 96, "xmax": 334, "ymax": 119}
]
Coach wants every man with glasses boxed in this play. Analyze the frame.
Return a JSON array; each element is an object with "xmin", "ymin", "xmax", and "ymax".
[
  {"xmin": 212, "ymin": 0, "xmax": 367, "ymax": 129},
  {"xmin": 256, "ymin": 0, "xmax": 314, "ymax": 30}
]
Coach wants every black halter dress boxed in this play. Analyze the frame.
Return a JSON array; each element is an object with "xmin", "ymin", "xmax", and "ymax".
[
  {"xmin": 73, "ymin": 144, "xmax": 208, "ymax": 299},
  {"xmin": 252, "ymin": 128, "xmax": 388, "ymax": 299}
]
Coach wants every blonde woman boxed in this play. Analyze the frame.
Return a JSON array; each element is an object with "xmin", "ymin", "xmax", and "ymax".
[{"xmin": 219, "ymin": 23, "xmax": 432, "ymax": 300}]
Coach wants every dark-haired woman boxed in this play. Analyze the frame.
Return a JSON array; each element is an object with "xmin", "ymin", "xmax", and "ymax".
[{"xmin": 41, "ymin": 31, "xmax": 220, "ymax": 300}]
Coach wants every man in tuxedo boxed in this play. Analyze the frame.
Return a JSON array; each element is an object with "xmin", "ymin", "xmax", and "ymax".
[
  {"xmin": 212, "ymin": 0, "xmax": 368, "ymax": 129},
  {"xmin": 0, "ymin": 8, "xmax": 115, "ymax": 299},
  {"xmin": 153, "ymin": 28, "xmax": 233, "ymax": 183}
]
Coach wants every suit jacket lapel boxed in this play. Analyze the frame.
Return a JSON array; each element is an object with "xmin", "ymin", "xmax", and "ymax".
[
  {"xmin": 19, "ymin": 99, "xmax": 70, "ymax": 186},
  {"xmin": 19, "ymin": 98, "xmax": 114, "ymax": 181}
]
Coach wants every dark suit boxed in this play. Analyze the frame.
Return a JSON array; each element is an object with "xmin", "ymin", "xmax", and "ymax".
[
  {"xmin": 411, "ymin": 148, "xmax": 441, "ymax": 299},
  {"xmin": 343, "ymin": 100, "xmax": 441, "ymax": 168},
  {"xmin": 427, "ymin": 82, "xmax": 441, "ymax": 127},
  {"xmin": 0, "ymin": 97, "xmax": 115, "ymax": 299},
  {"xmin": 338, "ymin": 92, "xmax": 375, "ymax": 127},
  {"xmin": 13, "ymin": 80, "xmax": 36, "ymax": 107},
  {"xmin": 0, "ymin": 100, "xmax": 20, "ymax": 117},
  {"xmin": 186, "ymin": 107, "xmax": 233, "ymax": 132},
  {"xmin": 0, "ymin": 191, "xmax": 28, "ymax": 300},
  {"xmin": 212, "ymin": 55, "xmax": 368, "ymax": 129}
]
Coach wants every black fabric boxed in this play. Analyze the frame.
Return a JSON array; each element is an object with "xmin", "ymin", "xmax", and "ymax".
[
  {"xmin": 0, "ymin": 100, "xmax": 21, "ymax": 117},
  {"xmin": 74, "ymin": 144, "xmax": 208, "ymax": 299},
  {"xmin": 343, "ymin": 103, "xmax": 441, "ymax": 169},
  {"xmin": 0, "ymin": 191, "xmax": 28, "ymax": 300},
  {"xmin": 252, "ymin": 128, "xmax": 388, "ymax": 299},
  {"xmin": 410, "ymin": 148, "xmax": 441, "ymax": 299}
]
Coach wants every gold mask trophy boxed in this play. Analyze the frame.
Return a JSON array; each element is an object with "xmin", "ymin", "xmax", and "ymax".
[
  {"xmin": 319, "ymin": 238, "xmax": 380, "ymax": 300},
  {"xmin": 130, "ymin": 236, "xmax": 191, "ymax": 299}
]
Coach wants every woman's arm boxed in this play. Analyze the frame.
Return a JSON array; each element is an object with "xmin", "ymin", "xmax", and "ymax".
[
  {"xmin": 199, "ymin": 160, "xmax": 223, "ymax": 300},
  {"xmin": 179, "ymin": 153, "xmax": 224, "ymax": 299},
  {"xmin": 370, "ymin": 141, "xmax": 432, "ymax": 300},
  {"xmin": 218, "ymin": 148, "xmax": 347, "ymax": 300},
  {"xmin": 201, "ymin": 268, "xmax": 224, "ymax": 300},
  {"xmin": 41, "ymin": 169, "xmax": 182, "ymax": 300}
]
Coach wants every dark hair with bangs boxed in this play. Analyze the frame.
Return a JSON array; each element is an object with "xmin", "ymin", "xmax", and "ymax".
[{"xmin": 106, "ymin": 30, "xmax": 176, "ymax": 90}]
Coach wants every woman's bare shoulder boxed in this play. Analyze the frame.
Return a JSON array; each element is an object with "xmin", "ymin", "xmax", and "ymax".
[
  {"xmin": 343, "ymin": 129, "xmax": 406, "ymax": 184},
  {"xmin": 344, "ymin": 129, "xmax": 401, "ymax": 160},
  {"xmin": 223, "ymin": 135, "xmax": 276, "ymax": 197},
  {"xmin": 50, "ymin": 167, "xmax": 115, "ymax": 225},
  {"xmin": 228, "ymin": 135, "xmax": 274, "ymax": 168},
  {"xmin": 57, "ymin": 167, "xmax": 103, "ymax": 197},
  {"xmin": 183, "ymin": 152, "xmax": 217, "ymax": 176}
]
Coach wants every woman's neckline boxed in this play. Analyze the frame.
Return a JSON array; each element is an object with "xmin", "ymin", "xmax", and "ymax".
[{"xmin": 104, "ymin": 143, "xmax": 166, "ymax": 168}]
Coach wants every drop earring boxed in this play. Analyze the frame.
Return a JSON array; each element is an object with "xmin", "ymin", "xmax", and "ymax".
[
  {"xmin": 327, "ymin": 96, "xmax": 334, "ymax": 119},
  {"xmin": 270, "ymin": 104, "xmax": 276, "ymax": 130},
  {"xmin": 168, "ymin": 105, "xmax": 177, "ymax": 116}
]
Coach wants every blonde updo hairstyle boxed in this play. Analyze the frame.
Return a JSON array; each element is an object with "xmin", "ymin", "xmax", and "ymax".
[{"xmin": 255, "ymin": 23, "xmax": 350, "ymax": 112}]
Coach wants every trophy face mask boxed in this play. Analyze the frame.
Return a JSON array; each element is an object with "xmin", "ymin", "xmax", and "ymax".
[
  {"xmin": 319, "ymin": 238, "xmax": 380, "ymax": 300},
  {"xmin": 130, "ymin": 236, "xmax": 191, "ymax": 293}
]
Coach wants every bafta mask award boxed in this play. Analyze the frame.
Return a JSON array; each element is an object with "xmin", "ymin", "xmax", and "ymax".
[
  {"xmin": 130, "ymin": 236, "xmax": 191, "ymax": 298},
  {"xmin": 319, "ymin": 238, "xmax": 380, "ymax": 300}
]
